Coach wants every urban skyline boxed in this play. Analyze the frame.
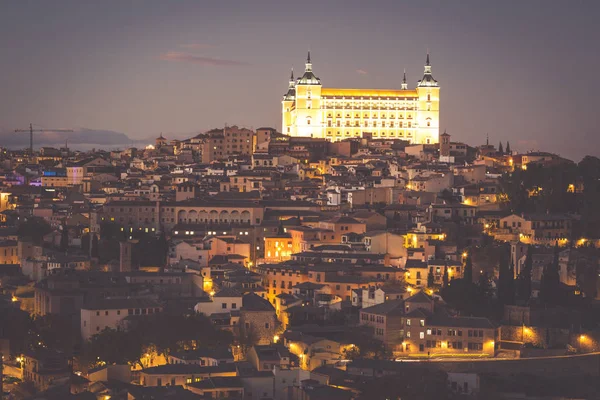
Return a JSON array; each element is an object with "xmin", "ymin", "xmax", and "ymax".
[{"xmin": 1, "ymin": 2, "xmax": 600, "ymax": 399}]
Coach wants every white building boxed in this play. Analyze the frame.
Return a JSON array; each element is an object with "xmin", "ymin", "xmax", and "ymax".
[
  {"xmin": 80, "ymin": 298, "xmax": 162, "ymax": 341},
  {"xmin": 194, "ymin": 288, "xmax": 243, "ymax": 317}
]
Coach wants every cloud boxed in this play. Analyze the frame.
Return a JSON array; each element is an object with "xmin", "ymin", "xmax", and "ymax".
[
  {"xmin": 159, "ymin": 51, "xmax": 248, "ymax": 67},
  {"xmin": 356, "ymin": 69, "xmax": 368, "ymax": 75},
  {"xmin": 178, "ymin": 43, "xmax": 215, "ymax": 50}
]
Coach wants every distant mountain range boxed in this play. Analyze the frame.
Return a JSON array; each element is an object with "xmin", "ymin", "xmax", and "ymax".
[{"xmin": 0, "ymin": 128, "xmax": 183, "ymax": 150}]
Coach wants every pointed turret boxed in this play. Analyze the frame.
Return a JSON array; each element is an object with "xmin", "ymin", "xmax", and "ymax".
[
  {"xmin": 297, "ymin": 50, "xmax": 320, "ymax": 85},
  {"xmin": 401, "ymin": 69, "xmax": 408, "ymax": 90},
  {"xmin": 283, "ymin": 68, "xmax": 296, "ymax": 100},
  {"xmin": 417, "ymin": 51, "xmax": 438, "ymax": 87}
]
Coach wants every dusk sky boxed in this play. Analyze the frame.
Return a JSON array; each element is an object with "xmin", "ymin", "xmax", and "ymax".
[{"xmin": 1, "ymin": 0, "xmax": 599, "ymax": 160}]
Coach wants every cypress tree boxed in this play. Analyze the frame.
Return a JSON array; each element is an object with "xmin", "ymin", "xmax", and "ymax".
[
  {"xmin": 517, "ymin": 245, "xmax": 533, "ymax": 302},
  {"xmin": 157, "ymin": 231, "xmax": 169, "ymax": 267},
  {"xmin": 498, "ymin": 141, "xmax": 504, "ymax": 154},
  {"xmin": 498, "ymin": 246, "xmax": 515, "ymax": 305},
  {"xmin": 506, "ymin": 141, "xmax": 511, "ymax": 154},
  {"xmin": 540, "ymin": 243, "xmax": 561, "ymax": 305},
  {"xmin": 463, "ymin": 254, "xmax": 473, "ymax": 284},
  {"xmin": 91, "ymin": 234, "xmax": 99, "ymax": 258},
  {"xmin": 427, "ymin": 269, "xmax": 435, "ymax": 288},
  {"xmin": 59, "ymin": 223, "xmax": 69, "ymax": 252},
  {"xmin": 442, "ymin": 265, "xmax": 449, "ymax": 288}
]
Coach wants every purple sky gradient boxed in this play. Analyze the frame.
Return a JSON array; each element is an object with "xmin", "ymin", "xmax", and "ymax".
[{"xmin": 1, "ymin": 0, "xmax": 599, "ymax": 160}]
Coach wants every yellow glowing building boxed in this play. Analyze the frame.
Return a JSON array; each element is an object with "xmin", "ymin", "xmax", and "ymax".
[{"xmin": 282, "ymin": 52, "xmax": 440, "ymax": 144}]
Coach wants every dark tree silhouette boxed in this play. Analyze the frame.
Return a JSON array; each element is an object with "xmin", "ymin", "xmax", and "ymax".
[
  {"xmin": 463, "ymin": 253, "xmax": 473, "ymax": 284},
  {"xmin": 497, "ymin": 245, "xmax": 515, "ymax": 305},
  {"xmin": 442, "ymin": 265, "xmax": 449, "ymax": 288},
  {"xmin": 506, "ymin": 141, "xmax": 511, "ymax": 154},
  {"xmin": 427, "ymin": 269, "xmax": 435, "ymax": 288},
  {"xmin": 91, "ymin": 234, "xmax": 99, "ymax": 258},
  {"xmin": 17, "ymin": 217, "xmax": 52, "ymax": 245},
  {"xmin": 59, "ymin": 223, "xmax": 69, "ymax": 252},
  {"xmin": 540, "ymin": 243, "xmax": 561, "ymax": 305},
  {"xmin": 498, "ymin": 141, "xmax": 504, "ymax": 154},
  {"xmin": 517, "ymin": 245, "xmax": 533, "ymax": 303}
]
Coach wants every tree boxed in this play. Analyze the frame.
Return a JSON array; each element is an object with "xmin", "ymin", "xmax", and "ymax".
[
  {"xmin": 33, "ymin": 314, "xmax": 80, "ymax": 354},
  {"xmin": 238, "ymin": 322, "xmax": 259, "ymax": 358},
  {"xmin": 17, "ymin": 217, "xmax": 53, "ymax": 245},
  {"xmin": 497, "ymin": 245, "xmax": 515, "ymax": 305},
  {"xmin": 517, "ymin": 245, "xmax": 533, "ymax": 303},
  {"xmin": 59, "ymin": 223, "xmax": 69, "ymax": 252},
  {"xmin": 343, "ymin": 326, "xmax": 391, "ymax": 361},
  {"xmin": 506, "ymin": 141, "xmax": 511, "ymax": 154},
  {"xmin": 427, "ymin": 269, "xmax": 435, "ymax": 288},
  {"xmin": 0, "ymin": 307, "xmax": 33, "ymax": 354},
  {"xmin": 157, "ymin": 231, "xmax": 169, "ymax": 267},
  {"xmin": 540, "ymin": 243, "xmax": 562, "ymax": 305},
  {"xmin": 83, "ymin": 328, "xmax": 144, "ymax": 369},
  {"xmin": 463, "ymin": 254, "xmax": 473, "ymax": 284},
  {"xmin": 498, "ymin": 141, "xmax": 504, "ymax": 154},
  {"xmin": 91, "ymin": 234, "xmax": 99, "ymax": 258},
  {"xmin": 442, "ymin": 265, "xmax": 449, "ymax": 288}
]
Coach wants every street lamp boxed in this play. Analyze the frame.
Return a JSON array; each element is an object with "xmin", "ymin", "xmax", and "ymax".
[{"xmin": 578, "ymin": 334, "xmax": 586, "ymax": 352}]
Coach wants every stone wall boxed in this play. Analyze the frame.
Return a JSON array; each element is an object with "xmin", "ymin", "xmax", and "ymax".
[{"xmin": 500, "ymin": 325, "xmax": 571, "ymax": 348}]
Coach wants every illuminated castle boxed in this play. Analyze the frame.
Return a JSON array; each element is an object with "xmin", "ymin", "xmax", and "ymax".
[{"xmin": 282, "ymin": 52, "xmax": 440, "ymax": 144}]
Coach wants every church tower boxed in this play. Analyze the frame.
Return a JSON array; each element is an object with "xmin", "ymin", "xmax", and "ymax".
[
  {"xmin": 292, "ymin": 51, "xmax": 322, "ymax": 138},
  {"xmin": 416, "ymin": 52, "xmax": 440, "ymax": 144}
]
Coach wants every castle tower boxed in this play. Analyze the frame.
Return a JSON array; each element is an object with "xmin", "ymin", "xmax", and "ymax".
[
  {"xmin": 292, "ymin": 51, "xmax": 322, "ymax": 138},
  {"xmin": 416, "ymin": 52, "xmax": 440, "ymax": 144},
  {"xmin": 281, "ymin": 68, "xmax": 296, "ymax": 136},
  {"xmin": 401, "ymin": 69, "xmax": 408, "ymax": 90}
]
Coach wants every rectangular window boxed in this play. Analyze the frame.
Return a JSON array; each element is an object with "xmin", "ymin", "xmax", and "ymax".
[{"xmin": 222, "ymin": 303, "xmax": 227, "ymax": 309}]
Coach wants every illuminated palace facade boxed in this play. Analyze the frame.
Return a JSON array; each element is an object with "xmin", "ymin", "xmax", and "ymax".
[{"xmin": 282, "ymin": 52, "xmax": 440, "ymax": 144}]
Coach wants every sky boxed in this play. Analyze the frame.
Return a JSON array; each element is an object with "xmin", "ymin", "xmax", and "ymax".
[{"xmin": 1, "ymin": 0, "xmax": 599, "ymax": 161}]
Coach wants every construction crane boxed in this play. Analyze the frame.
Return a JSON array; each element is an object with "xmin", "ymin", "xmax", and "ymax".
[{"xmin": 15, "ymin": 123, "xmax": 73, "ymax": 155}]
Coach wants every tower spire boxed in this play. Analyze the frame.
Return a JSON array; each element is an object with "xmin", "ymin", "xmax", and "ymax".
[
  {"xmin": 305, "ymin": 50, "xmax": 313, "ymax": 72},
  {"xmin": 417, "ymin": 50, "xmax": 437, "ymax": 87},
  {"xmin": 290, "ymin": 67, "xmax": 294, "ymax": 82},
  {"xmin": 401, "ymin": 68, "xmax": 408, "ymax": 90}
]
